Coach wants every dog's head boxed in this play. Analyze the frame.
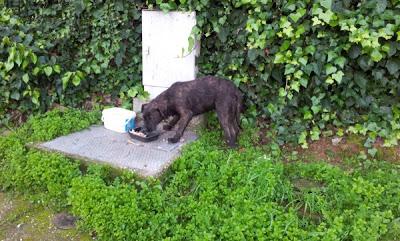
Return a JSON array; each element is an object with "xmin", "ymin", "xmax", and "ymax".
[{"xmin": 141, "ymin": 102, "xmax": 164, "ymax": 132}]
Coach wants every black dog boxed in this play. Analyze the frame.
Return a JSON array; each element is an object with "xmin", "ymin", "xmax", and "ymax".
[{"xmin": 141, "ymin": 76, "xmax": 243, "ymax": 147}]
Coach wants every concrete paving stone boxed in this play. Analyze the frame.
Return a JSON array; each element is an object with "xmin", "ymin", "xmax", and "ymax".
[{"xmin": 38, "ymin": 125, "xmax": 197, "ymax": 177}]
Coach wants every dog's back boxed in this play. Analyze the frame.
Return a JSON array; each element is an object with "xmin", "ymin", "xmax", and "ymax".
[{"xmin": 162, "ymin": 76, "xmax": 242, "ymax": 114}]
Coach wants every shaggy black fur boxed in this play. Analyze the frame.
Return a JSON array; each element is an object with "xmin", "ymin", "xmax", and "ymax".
[{"xmin": 141, "ymin": 76, "xmax": 243, "ymax": 147}]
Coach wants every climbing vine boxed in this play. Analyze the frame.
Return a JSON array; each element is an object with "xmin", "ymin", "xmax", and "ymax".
[
  {"xmin": 2, "ymin": 0, "xmax": 400, "ymax": 148},
  {"xmin": 0, "ymin": 0, "xmax": 146, "ymax": 122},
  {"xmin": 150, "ymin": 0, "xmax": 400, "ymax": 149}
]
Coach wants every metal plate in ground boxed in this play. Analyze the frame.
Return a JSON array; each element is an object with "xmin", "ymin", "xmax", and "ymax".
[{"xmin": 38, "ymin": 125, "xmax": 197, "ymax": 177}]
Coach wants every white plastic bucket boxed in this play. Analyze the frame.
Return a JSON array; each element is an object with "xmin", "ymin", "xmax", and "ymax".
[{"xmin": 101, "ymin": 107, "xmax": 136, "ymax": 133}]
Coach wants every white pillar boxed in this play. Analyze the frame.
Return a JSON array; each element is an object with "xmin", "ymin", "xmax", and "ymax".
[{"xmin": 142, "ymin": 10, "xmax": 199, "ymax": 99}]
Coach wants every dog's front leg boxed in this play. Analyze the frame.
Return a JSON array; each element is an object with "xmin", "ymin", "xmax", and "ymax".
[
  {"xmin": 168, "ymin": 112, "xmax": 193, "ymax": 143},
  {"xmin": 163, "ymin": 115, "xmax": 180, "ymax": 131}
]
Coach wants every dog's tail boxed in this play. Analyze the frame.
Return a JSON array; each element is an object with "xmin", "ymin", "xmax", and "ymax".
[{"xmin": 235, "ymin": 90, "xmax": 244, "ymax": 130}]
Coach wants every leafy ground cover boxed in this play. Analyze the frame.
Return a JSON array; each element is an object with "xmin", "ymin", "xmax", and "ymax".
[{"xmin": 0, "ymin": 108, "xmax": 399, "ymax": 240}]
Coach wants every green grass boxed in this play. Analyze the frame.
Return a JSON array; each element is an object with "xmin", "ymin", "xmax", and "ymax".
[{"xmin": 0, "ymin": 109, "xmax": 399, "ymax": 240}]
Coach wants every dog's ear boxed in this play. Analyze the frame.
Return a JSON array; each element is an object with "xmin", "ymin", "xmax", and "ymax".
[
  {"xmin": 156, "ymin": 101, "xmax": 168, "ymax": 118},
  {"xmin": 155, "ymin": 107, "xmax": 166, "ymax": 119},
  {"xmin": 141, "ymin": 103, "xmax": 148, "ymax": 113}
]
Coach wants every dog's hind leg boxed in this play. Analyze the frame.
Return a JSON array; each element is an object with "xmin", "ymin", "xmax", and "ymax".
[
  {"xmin": 228, "ymin": 105, "xmax": 240, "ymax": 147},
  {"xmin": 168, "ymin": 112, "xmax": 193, "ymax": 143},
  {"xmin": 216, "ymin": 102, "xmax": 237, "ymax": 148},
  {"xmin": 163, "ymin": 115, "xmax": 180, "ymax": 131},
  {"xmin": 235, "ymin": 92, "xmax": 243, "ymax": 130}
]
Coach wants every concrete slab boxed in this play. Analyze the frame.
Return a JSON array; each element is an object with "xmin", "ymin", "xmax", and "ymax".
[{"xmin": 37, "ymin": 126, "xmax": 197, "ymax": 177}]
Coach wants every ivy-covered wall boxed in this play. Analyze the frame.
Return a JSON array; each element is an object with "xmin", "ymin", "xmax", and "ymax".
[
  {"xmin": 0, "ymin": 1, "xmax": 146, "ymax": 121},
  {"xmin": 1, "ymin": 0, "xmax": 400, "ymax": 147}
]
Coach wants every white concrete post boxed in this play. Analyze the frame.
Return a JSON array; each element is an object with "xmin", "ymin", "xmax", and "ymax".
[{"xmin": 142, "ymin": 10, "xmax": 198, "ymax": 99}]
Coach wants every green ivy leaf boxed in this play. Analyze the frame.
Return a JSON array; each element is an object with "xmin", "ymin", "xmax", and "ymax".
[
  {"xmin": 5, "ymin": 61, "xmax": 14, "ymax": 72},
  {"xmin": 284, "ymin": 65, "xmax": 295, "ymax": 75},
  {"xmin": 319, "ymin": 10, "xmax": 334, "ymax": 24},
  {"xmin": 367, "ymin": 147, "xmax": 377, "ymax": 157},
  {"xmin": 91, "ymin": 64, "xmax": 101, "ymax": 74},
  {"xmin": 326, "ymin": 77, "xmax": 334, "ymax": 84},
  {"xmin": 8, "ymin": 46, "xmax": 16, "ymax": 61},
  {"xmin": 22, "ymin": 59, "xmax": 29, "ymax": 70},
  {"xmin": 217, "ymin": 28, "xmax": 229, "ymax": 42},
  {"xmin": 160, "ymin": 2, "xmax": 177, "ymax": 12},
  {"xmin": 385, "ymin": 58, "xmax": 400, "ymax": 75},
  {"xmin": 354, "ymin": 73, "xmax": 367, "ymax": 89},
  {"xmin": 73, "ymin": 0, "xmax": 85, "ymax": 15},
  {"xmin": 247, "ymin": 49, "xmax": 259, "ymax": 63},
  {"xmin": 383, "ymin": 135, "xmax": 398, "ymax": 147},
  {"xmin": 72, "ymin": 74, "xmax": 81, "ymax": 86},
  {"xmin": 334, "ymin": 57, "xmax": 346, "ymax": 68},
  {"xmin": 327, "ymin": 50, "xmax": 338, "ymax": 62},
  {"xmin": 310, "ymin": 126, "xmax": 320, "ymax": 141},
  {"xmin": 291, "ymin": 81, "xmax": 300, "ymax": 92},
  {"xmin": 298, "ymin": 131, "xmax": 308, "ymax": 148},
  {"xmin": 127, "ymin": 88, "xmax": 138, "ymax": 98},
  {"xmin": 284, "ymin": 3, "xmax": 296, "ymax": 11},
  {"xmin": 303, "ymin": 110, "xmax": 313, "ymax": 120},
  {"xmin": 15, "ymin": 52, "xmax": 22, "ymax": 66},
  {"xmin": 348, "ymin": 45, "xmax": 361, "ymax": 59},
  {"xmin": 295, "ymin": 24, "xmax": 305, "ymax": 38},
  {"xmin": 53, "ymin": 65, "xmax": 61, "ymax": 74},
  {"xmin": 218, "ymin": 16, "xmax": 227, "ymax": 25},
  {"xmin": 311, "ymin": 105, "xmax": 321, "ymax": 114},
  {"xmin": 62, "ymin": 72, "xmax": 73, "ymax": 90},
  {"xmin": 32, "ymin": 90, "xmax": 40, "ymax": 106},
  {"xmin": 10, "ymin": 91, "xmax": 20, "ymax": 100},
  {"xmin": 76, "ymin": 71, "xmax": 84, "ymax": 79},
  {"xmin": 274, "ymin": 53, "xmax": 285, "ymax": 63},
  {"xmin": 382, "ymin": 43, "xmax": 391, "ymax": 54},
  {"xmin": 289, "ymin": 8, "xmax": 306, "ymax": 23},
  {"xmin": 375, "ymin": 0, "xmax": 387, "ymax": 13},
  {"xmin": 332, "ymin": 70, "xmax": 344, "ymax": 84},
  {"xmin": 325, "ymin": 64, "xmax": 337, "ymax": 75},
  {"xmin": 299, "ymin": 78, "xmax": 308, "ymax": 87},
  {"xmin": 22, "ymin": 73, "xmax": 29, "ymax": 83},
  {"xmin": 33, "ymin": 67, "xmax": 40, "ymax": 76},
  {"xmin": 358, "ymin": 56, "xmax": 373, "ymax": 71},
  {"xmin": 115, "ymin": 52, "xmax": 123, "ymax": 67},
  {"xmin": 267, "ymin": 103, "xmax": 276, "ymax": 114},
  {"xmin": 370, "ymin": 49, "xmax": 383, "ymax": 62},
  {"xmin": 294, "ymin": 70, "xmax": 303, "ymax": 79},
  {"xmin": 24, "ymin": 34, "xmax": 33, "ymax": 45},
  {"xmin": 187, "ymin": 36, "xmax": 194, "ymax": 53},
  {"xmin": 280, "ymin": 40, "xmax": 290, "ymax": 51},
  {"xmin": 298, "ymin": 57, "xmax": 308, "ymax": 66},
  {"xmin": 30, "ymin": 52, "xmax": 37, "ymax": 64},
  {"xmin": 282, "ymin": 25, "xmax": 294, "ymax": 37},
  {"xmin": 279, "ymin": 88, "xmax": 287, "ymax": 97},
  {"xmin": 320, "ymin": 0, "xmax": 332, "ymax": 9},
  {"xmin": 305, "ymin": 45, "xmax": 316, "ymax": 55},
  {"xmin": 44, "ymin": 66, "xmax": 53, "ymax": 76}
]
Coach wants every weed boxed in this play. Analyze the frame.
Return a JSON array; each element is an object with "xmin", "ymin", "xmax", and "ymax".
[{"xmin": 0, "ymin": 109, "xmax": 399, "ymax": 240}]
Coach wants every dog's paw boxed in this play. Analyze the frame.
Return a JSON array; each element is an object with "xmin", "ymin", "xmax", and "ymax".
[
  {"xmin": 168, "ymin": 136, "xmax": 180, "ymax": 143},
  {"xmin": 227, "ymin": 142, "xmax": 238, "ymax": 149},
  {"xmin": 163, "ymin": 124, "xmax": 172, "ymax": 131}
]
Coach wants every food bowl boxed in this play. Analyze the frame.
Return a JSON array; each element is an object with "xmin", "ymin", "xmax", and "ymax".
[{"xmin": 128, "ymin": 127, "xmax": 159, "ymax": 142}]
